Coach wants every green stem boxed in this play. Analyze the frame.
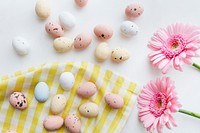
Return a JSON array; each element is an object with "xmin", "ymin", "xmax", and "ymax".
[
  {"xmin": 192, "ymin": 63, "xmax": 200, "ymax": 70},
  {"xmin": 179, "ymin": 109, "xmax": 200, "ymax": 119}
]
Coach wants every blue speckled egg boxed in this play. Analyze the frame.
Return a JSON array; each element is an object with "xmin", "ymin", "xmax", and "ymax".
[{"xmin": 34, "ymin": 82, "xmax": 49, "ymax": 102}]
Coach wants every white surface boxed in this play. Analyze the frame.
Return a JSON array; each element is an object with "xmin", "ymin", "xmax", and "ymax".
[{"xmin": 0, "ymin": 0, "xmax": 200, "ymax": 132}]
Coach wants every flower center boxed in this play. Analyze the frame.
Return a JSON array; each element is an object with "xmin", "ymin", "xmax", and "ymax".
[
  {"xmin": 149, "ymin": 92, "xmax": 167, "ymax": 117},
  {"xmin": 161, "ymin": 35, "xmax": 187, "ymax": 59}
]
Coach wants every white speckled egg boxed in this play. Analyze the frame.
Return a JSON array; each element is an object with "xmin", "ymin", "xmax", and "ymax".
[
  {"xmin": 53, "ymin": 37, "xmax": 74, "ymax": 52},
  {"xmin": 43, "ymin": 115, "xmax": 64, "ymax": 131},
  {"xmin": 59, "ymin": 12, "xmax": 76, "ymax": 30},
  {"xmin": 120, "ymin": 21, "xmax": 139, "ymax": 37},
  {"xmin": 111, "ymin": 47, "xmax": 130, "ymax": 63},
  {"xmin": 34, "ymin": 82, "xmax": 49, "ymax": 102},
  {"xmin": 65, "ymin": 114, "xmax": 81, "ymax": 133},
  {"xmin": 12, "ymin": 36, "xmax": 30, "ymax": 56},
  {"xmin": 35, "ymin": 0, "xmax": 51, "ymax": 19},
  {"xmin": 59, "ymin": 72, "xmax": 75, "ymax": 91},
  {"xmin": 9, "ymin": 92, "xmax": 28, "ymax": 110},
  {"xmin": 77, "ymin": 82, "xmax": 97, "ymax": 98},
  {"xmin": 75, "ymin": 0, "xmax": 88, "ymax": 7},
  {"xmin": 104, "ymin": 93, "xmax": 124, "ymax": 109},
  {"xmin": 5, "ymin": 130, "xmax": 18, "ymax": 133},
  {"xmin": 79, "ymin": 102, "xmax": 99, "ymax": 118},
  {"xmin": 50, "ymin": 94, "xmax": 67, "ymax": 115},
  {"xmin": 95, "ymin": 42, "xmax": 110, "ymax": 62}
]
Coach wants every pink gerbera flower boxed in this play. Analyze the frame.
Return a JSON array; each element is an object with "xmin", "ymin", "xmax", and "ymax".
[
  {"xmin": 137, "ymin": 77, "xmax": 181, "ymax": 133},
  {"xmin": 148, "ymin": 23, "xmax": 200, "ymax": 74}
]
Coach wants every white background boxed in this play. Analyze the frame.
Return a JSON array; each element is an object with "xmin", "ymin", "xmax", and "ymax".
[{"xmin": 0, "ymin": 0, "xmax": 200, "ymax": 132}]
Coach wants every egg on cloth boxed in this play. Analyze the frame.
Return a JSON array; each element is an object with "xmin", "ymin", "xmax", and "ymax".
[
  {"xmin": 43, "ymin": 115, "xmax": 64, "ymax": 131},
  {"xmin": 45, "ymin": 21, "xmax": 64, "ymax": 38},
  {"xmin": 79, "ymin": 102, "xmax": 99, "ymax": 118},
  {"xmin": 50, "ymin": 94, "xmax": 67, "ymax": 115},
  {"xmin": 34, "ymin": 82, "xmax": 49, "ymax": 102},
  {"xmin": 65, "ymin": 114, "xmax": 81, "ymax": 133},
  {"xmin": 59, "ymin": 72, "xmax": 75, "ymax": 91},
  {"xmin": 77, "ymin": 82, "xmax": 97, "ymax": 98},
  {"xmin": 104, "ymin": 93, "xmax": 124, "ymax": 109},
  {"xmin": 9, "ymin": 92, "xmax": 28, "ymax": 110}
]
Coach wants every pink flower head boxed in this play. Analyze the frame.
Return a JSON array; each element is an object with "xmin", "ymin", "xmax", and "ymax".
[
  {"xmin": 148, "ymin": 23, "xmax": 200, "ymax": 74},
  {"xmin": 137, "ymin": 77, "xmax": 181, "ymax": 133}
]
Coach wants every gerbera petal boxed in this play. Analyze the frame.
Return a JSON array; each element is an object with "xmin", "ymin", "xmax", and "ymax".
[
  {"xmin": 150, "ymin": 54, "xmax": 164, "ymax": 61},
  {"xmin": 158, "ymin": 59, "xmax": 170, "ymax": 69}
]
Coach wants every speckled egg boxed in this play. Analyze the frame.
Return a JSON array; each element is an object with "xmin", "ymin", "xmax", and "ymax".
[
  {"xmin": 59, "ymin": 72, "xmax": 75, "ymax": 91},
  {"xmin": 95, "ymin": 42, "xmax": 110, "ymax": 62},
  {"xmin": 111, "ymin": 47, "xmax": 130, "ymax": 63},
  {"xmin": 79, "ymin": 102, "xmax": 99, "ymax": 118},
  {"xmin": 104, "ymin": 93, "xmax": 124, "ymax": 109},
  {"xmin": 5, "ymin": 130, "xmax": 18, "ymax": 133},
  {"xmin": 12, "ymin": 36, "xmax": 30, "ymax": 56},
  {"xmin": 45, "ymin": 21, "xmax": 64, "ymax": 38},
  {"xmin": 9, "ymin": 92, "xmax": 28, "ymax": 110},
  {"xmin": 65, "ymin": 114, "xmax": 81, "ymax": 133},
  {"xmin": 120, "ymin": 21, "xmax": 139, "ymax": 37},
  {"xmin": 94, "ymin": 24, "xmax": 113, "ymax": 40},
  {"xmin": 77, "ymin": 82, "xmax": 97, "ymax": 98},
  {"xmin": 59, "ymin": 11, "xmax": 76, "ymax": 30},
  {"xmin": 75, "ymin": 0, "xmax": 88, "ymax": 7},
  {"xmin": 74, "ymin": 33, "xmax": 92, "ymax": 49},
  {"xmin": 125, "ymin": 3, "xmax": 144, "ymax": 19},
  {"xmin": 50, "ymin": 94, "xmax": 67, "ymax": 115},
  {"xmin": 43, "ymin": 115, "xmax": 64, "ymax": 131},
  {"xmin": 34, "ymin": 82, "xmax": 49, "ymax": 102},
  {"xmin": 35, "ymin": 0, "xmax": 51, "ymax": 19},
  {"xmin": 53, "ymin": 37, "xmax": 74, "ymax": 52}
]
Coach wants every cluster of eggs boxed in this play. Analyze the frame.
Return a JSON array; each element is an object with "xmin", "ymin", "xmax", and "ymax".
[{"xmin": 7, "ymin": 72, "xmax": 124, "ymax": 133}]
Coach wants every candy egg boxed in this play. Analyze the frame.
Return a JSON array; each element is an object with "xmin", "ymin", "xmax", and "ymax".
[
  {"xmin": 94, "ymin": 24, "xmax": 113, "ymax": 40},
  {"xmin": 75, "ymin": 0, "xmax": 88, "ymax": 7},
  {"xmin": 9, "ymin": 92, "xmax": 28, "ymax": 110},
  {"xmin": 59, "ymin": 12, "xmax": 76, "ymax": 30},
  {"xmin": 45, "ymin": 21, "xmax": 64, "ymax": 38},
  {"xmin": 65, "ymin": 114, "xmax": 81, "ymax": 133},
  {"xmin": 34, "ymin": 82, "xmax": 49, "ymax": 102},
  {"xmin": 12, "ymin": 36, "xmax": 30, "ymax": 56},
  {"xmin": 50, "ymin": 94, "xmax": 67, "ymax": 115},
  {"xmin": 59, "ymin": 72, "xmax": 75, "ymax": 91},
  {"xmin": 35, "ymin": 0, "xmax": 51, "ymax": 19},
  {"xmin": 125, "ymin": 3, "xmax": 144, "ymax": 19},
  {"xmin": 120, "ymin": 21, "xmax": 139, "ymax": 37},
  {"xmin": 95, "ymin": 42, "xmax": 110, "ymax": 61},
  {"xmin": 111, "ymin": 47, "xmax": 130, "ymax": 63},
  {"xmin": 74, "ymin": 33, "xmax": 92, "ymax": 49},
  {"xmin": 53, "ymin": 37, "xmax": 74, "ymax": 52},
  {"xmin": 5, "ymin": 130, "xmax": 18, "ymax": 133},
  {"xmin": 79, "ymin": 102, "xmax": 99, "ymax": 118},
  {"xmin": 43, "ymin": 115, "xmax": 64, "ymax": 131},
  {"xmin": 104, "ymin": 93, "xmax": 124, "ymax": 109},
  {"xmin": 77, "ymin": 82, "xmax": 97, "ymax": 98}
]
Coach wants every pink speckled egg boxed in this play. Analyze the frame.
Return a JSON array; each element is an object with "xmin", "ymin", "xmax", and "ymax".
[
  {"xmin": 125, "ymin": 3, "xmax": 144, "ymax": 19},
  {"xmin": 77, "ymin": 82, "xmax": 97, "ymax": 98},
  {"xmin": 5, "ymin": 130, "xmax": 18, "ymax": 133},
  {"xmin": 74, "ymin": 33, "xmax": 92, "ymax": 49},
  {"xmin": 65, "ymin": 114, "xmax": 81, "ymax": 133},
  {"xmin": 9, "ymin": 92, "xmax": 28, "ymax": 110},
  {"xmin": 43, "ymin": 115, "xmax": 64, "ymax": 131},
  {"xmin": 104, "ymin": 93, "xmax": 124, "ymax": 109},
  {"xmin": 94, "ymin": 24, "xmax": 113, "ymax": 40},
  {"xmin": 74, "ymin": 0, "xmax": 88, "ymax": 7},
  {"xmin": 45, "ymin": 21, "xmax": 64, "ymax": 38}
]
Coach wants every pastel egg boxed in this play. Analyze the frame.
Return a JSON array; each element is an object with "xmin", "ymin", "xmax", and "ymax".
[
  {"xmin": 50, "ymin": 94, "xmax": 67, "ymax": 115},
  {"xmin": 59, "ymin": 12, "xmax": 76, "ymax": 30},
  {"xmin": 45, "ymin": 21, "xmax": 64, "ymax": 38},
  {"xmin": 75, "ymin": 0, "xmax": 88, "ymax": 7},
  {"xmin": 74, "ymin": 33, "xmax": 92, "ymax": 49},
  {"xmin": 59, "ymin": 72, "xmax": 75, "ymax": 91},
  {"xmin": 43, "ymin": 115, "xmax": 64, "ymax": 131},
  {"xmin": 53, "ymin": 37, "xmax": 74, "ymax": 53},
  {"xmin": 5, "ymin": 130, "xmax": 18, "ymax": 133},
  {"xmin": 9, "ymin": 92, "xmax": 28, "ymax": 110},
  {"xmin": 125, "ymin": 3, "xmax": 144, "ymax": 19},
  {"xmin": 35, "ymin": 0, "xmax": 51, "ymax": 19},
  {"xmin": 111, "ymin": 47, "xmax": 130, "ymax": 63},
  {"xmin": 65, "ymin": 114, "xmax": 81, "ymax": 133},
  {"xmin": 120, "ymin": 21, "xmax": 139, "ymax": 37},
  {"xmin": 34, "ymin": 82, "xmax": 49, "ymax": 102},
  {"xmin": 79, "ymin": 102, "xmax": 99, "ymax": 118},
  {"xmin": 94, "ymin": 24, "xmax": 113, "ymax": 40},
  {"xmin": 104, "ymin": 93, "xmax": 124, "ymax": 109},
  {"xmin": 12, "ymin": 36, "xmax": 30, "ymax": 56},
  {"xmin": 95, "ymin": 42, "xmax": 110, "ymax": 62},
  {"xmin": 77, "ymin": 82, "xmax": 97, "ymax": 98}
]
